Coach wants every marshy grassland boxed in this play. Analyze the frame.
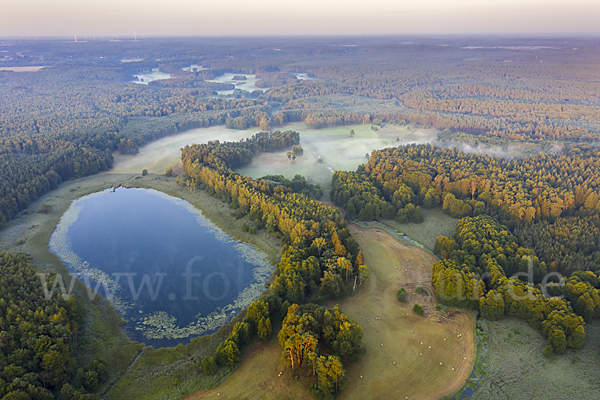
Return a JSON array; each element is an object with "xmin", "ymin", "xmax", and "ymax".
[{"xmin": 471, "ymin": 319, "xmax": 600, "ymax": 400}]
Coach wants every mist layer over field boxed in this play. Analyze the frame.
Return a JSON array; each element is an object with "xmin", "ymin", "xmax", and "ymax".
[
  {"xmin": 111, "ymin": 122, "xmax": 438, "ymax": 184},
  {"xmin": 238, "ymin": 122, "xmax": 438, "ymax": 185},
  {"xmin": 111, "ymin": 125, "xmax": 265, "ymax": 174}
]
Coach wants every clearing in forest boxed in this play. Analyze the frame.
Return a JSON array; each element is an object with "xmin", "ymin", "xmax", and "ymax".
[
  {"xmin": 187, "ymin": 225, "xmax": 474, "ymax": 400},
  {"xmin": 336, "ymin": 225, "xmax": 474, "ymax": 400}
]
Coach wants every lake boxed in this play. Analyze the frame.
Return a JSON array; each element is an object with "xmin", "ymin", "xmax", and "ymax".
[{"xmin": 49, "ymin": 187, "xmax": 272, "ymax": 347}]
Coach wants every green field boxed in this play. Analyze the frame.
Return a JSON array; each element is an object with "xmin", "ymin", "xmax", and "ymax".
[
  {"xmin": 111, "ymin": 125, "xmax": 266, "ymax": 175},
  {"xmin": 238, "ymin": 122, "xmax": 438, "ymax": 186},
  {"xmin": 472, "ymin": 319, "xmax": 600, "ymax": 399},
  {"xmin": 352, "ymin": 208, "xmax": 459, "ymax": 252}
]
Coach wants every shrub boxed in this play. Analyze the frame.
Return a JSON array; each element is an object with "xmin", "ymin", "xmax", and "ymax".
[
  {"xmin": 416, "ymin": 286, "xmax": 424, "ymax": 294},
  {"xmin": 39, "ymin": 203, "xmax": 52, "ymax": 214},
  {"xmin": 142, "ymin": 169, "xmax": 148, "ymax": 176},
  {"xmin": 413, "ymin": 304, "xmax": 424, "ymax": 316},
  {"xmin": 202, "ymin": 356, "xmax": 218, "ymax": 375},
  {"xmin": 242, "ymin": 222, "xmax": 250, "ymax": 232},
  {"xmin": 397, "ymin": 287, "xmax": 407, "ymax": 302}
]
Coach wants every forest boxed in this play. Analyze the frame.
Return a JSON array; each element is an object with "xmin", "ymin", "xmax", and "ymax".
[
  {"xmin": 331, "ymin": 143, "xmax": 600, "ymax": 277},
  {"xmin": 432, "ymin": 216, "xmax": 589, "ymax": 356},
  {"xmin": 330, "ymin": 140, "xmax": 600, "ymax": 355},
  {"xmin": 0, "ymin": 66, "xmax": 271, "ymax": 228},
  {"xmin": 2, "ymin": 37, "xmax": 600, "ymax": 230},
  {"xmin": 0, "ymin": 252, "xmax": 106, "ymax": 399},
  {"xmin": 1, "ymin": 36, "xmax": 600, "ymax": 398}
]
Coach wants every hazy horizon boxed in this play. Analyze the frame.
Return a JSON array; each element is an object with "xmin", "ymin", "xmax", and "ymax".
[{"xmin": 1, "ymin": 0, "xmax": 599, "ymax": 37}]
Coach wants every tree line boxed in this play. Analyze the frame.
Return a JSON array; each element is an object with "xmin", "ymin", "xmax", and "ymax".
[
  {"xmin": 332, "ymin": 144, "xmax": 600, "ymax": 224},
  {"xmin": 180, "ymin": 131, "xmax": 366, "ymax": 399}
]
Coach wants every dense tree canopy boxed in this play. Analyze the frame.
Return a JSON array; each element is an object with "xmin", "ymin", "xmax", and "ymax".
[
  {"xmin": 333, "ymin": 144, "xmax": 600, "ymax": 225},
  {"xmin": 433, "ymin": 216, "xmax": 589, "ymax": 355},
  {"xmin": 0, "ymin": 252, "xmax": 87, "ymax": 399}
]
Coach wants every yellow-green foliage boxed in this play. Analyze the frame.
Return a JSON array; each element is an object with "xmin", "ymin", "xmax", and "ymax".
[{"xmin": 432, "ymin": 216, "xmax": 587, "ymax": 354}]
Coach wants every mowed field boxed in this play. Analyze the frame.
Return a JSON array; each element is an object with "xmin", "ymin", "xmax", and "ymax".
[
  {"xmin": 187, "ymin": 225, "xmax": 474, "ymax": 400},
  {"xmin": 183, "ymin": 343, "xmax": 314, "ymax": 400},
  {"xmin": 338, "ymin": 225, "xmax": 474, "ymax": 400}
]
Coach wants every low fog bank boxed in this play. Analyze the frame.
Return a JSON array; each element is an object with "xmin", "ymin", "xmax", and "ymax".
[{"xmin": 433, "ymin": 139, "xmax": 565, "ymax": 159}]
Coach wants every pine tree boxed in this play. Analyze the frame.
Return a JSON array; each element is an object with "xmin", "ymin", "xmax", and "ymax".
[{"xmin": 345, "ymin": 202, "xmax": 356, "ymax": 219}]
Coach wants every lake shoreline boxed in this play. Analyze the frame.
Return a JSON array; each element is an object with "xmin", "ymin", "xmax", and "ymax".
[{"xmin": 0, "ymin": 172, "xmax": 282, "ymax": 394}]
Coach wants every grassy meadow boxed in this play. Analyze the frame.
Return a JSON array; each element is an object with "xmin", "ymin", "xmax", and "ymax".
[
  {"xmin": 111, "ymin": 125, "xmax": 266, "ymax": 175},
  {"xmin": 182, "ymin": 343, "xmax": 315, "ymax": 400},
  {"xmin": 353, "ymin": 208, "xmax": 459, "ymax": 252},
  {"xmin": 336, "ymin": 225, "xmax": 475, "ymax": 400},
  {"xmin": 471, "ymin": 319, "xmax": 600, "ymax": 400},
  {"xmin": 238, "ymin": 122, "xmax": 438, "ymax": 186},
  {"xmin": 111, "ymin": 122, "xmax": 438, "ymax": 188}
]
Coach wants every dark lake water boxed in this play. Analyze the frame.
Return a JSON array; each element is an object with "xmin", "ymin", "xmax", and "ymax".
[{"xmin": 49, "ymin": 187, "xmax": 272, "ymax": 348}]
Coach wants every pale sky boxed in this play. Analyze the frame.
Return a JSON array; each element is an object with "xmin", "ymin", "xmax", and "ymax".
[{"xmin": 1, "ymin": 0, "xmax": 599, "ymax": 37}]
